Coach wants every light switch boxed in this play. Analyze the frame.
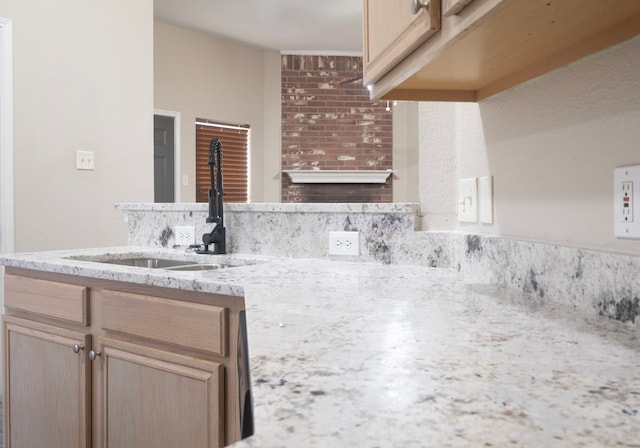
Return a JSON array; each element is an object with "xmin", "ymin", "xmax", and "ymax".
[
  {"xmin": 76, "ymin": 150, "xmax": 95, "ymax": 170},
  {"xmin": 479, "ymin": 176, "xmax": 493, "ymax": 224},
  {"xmin": 458, "ymin": 177, "xmax": 477, "ymax": 223}
]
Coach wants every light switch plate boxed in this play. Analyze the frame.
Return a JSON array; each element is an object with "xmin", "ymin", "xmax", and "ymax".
[
  {"xmin": 614, "ymin": 165, "xmax": 640, "ymax": 238},
  {"xmin": 76, "ymin": 150, "xmax": 95, "ymax": 170},
  {"xmin": 478, "ymin": 176, "xmax": 493, "ymax": 224},
  {"xmin": 458, "ymin": 177, "xmax": 478, "ymax": 223}
]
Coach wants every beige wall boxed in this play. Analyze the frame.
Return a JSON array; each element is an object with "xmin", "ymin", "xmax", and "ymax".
[
  {"xmin": 419, "ymin": 35, "xmax": 640, "ymax": 255},
  {"xmin": 154, "ymin": 22, "xmax": 422, "ymax": 204},
  {"xmin": 154, "ymin": 21, "xmax": 281, "ymax": 203},
  {"xmin": 1, "ymin": 0, "xmax": 154, "ymax": 252},
  {"xmin": 392, "ymin": 101, "xmax": 419, "ymax": 203}
]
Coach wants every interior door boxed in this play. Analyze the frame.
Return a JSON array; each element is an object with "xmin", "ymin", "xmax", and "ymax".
[{"xmin": 153, "ymin": 115, "xmax": 175, "ymax": 202}]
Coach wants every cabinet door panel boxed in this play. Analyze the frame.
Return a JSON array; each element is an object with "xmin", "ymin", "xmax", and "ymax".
[
  {"xmin": 96, "ymin": 339, "xmax": 224, "ymax": 448},
  {"xmin": 364, "ymin": 0, "xmax": 441, "ymax": 84},
  {"xmin": 4, "ymin": 317, "xmax": 90, "ymax": 448}
]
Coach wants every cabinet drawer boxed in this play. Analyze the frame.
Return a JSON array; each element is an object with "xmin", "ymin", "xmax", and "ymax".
[
  {"xmin": 101, "ymin": 289, "xmax": 227, "ymax": 356},
  {"xmin": 4, "ymin": 274, "xmax": 89, "ymax": 325}
]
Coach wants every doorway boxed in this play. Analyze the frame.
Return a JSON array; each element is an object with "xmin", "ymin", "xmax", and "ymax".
[{"xmin": 153, "ymin": 110, "xmax": 180, "ymax": 202}]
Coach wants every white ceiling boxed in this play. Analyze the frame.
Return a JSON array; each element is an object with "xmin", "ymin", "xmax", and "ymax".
[{"xmin": 153, "ymin": 0, "xmax": 364, "ymax": 54}]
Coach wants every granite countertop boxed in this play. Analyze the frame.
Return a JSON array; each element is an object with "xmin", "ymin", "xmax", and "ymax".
[{"xmin": 1, "ymin": 247, "xmax": 639, "ymax": 447}]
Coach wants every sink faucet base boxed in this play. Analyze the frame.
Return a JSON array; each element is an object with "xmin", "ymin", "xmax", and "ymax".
[{"xmin": 198, "ymin": 224, "xmax": 226, "ymax": 255}]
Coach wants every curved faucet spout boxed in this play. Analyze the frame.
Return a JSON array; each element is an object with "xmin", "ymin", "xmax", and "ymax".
[{"xmin": 198, "ymin": 138, "xmax": 226, "ymax": 255}]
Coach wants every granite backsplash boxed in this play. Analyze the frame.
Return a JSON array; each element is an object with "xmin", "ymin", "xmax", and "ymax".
[{"xmin": 116, "ymin": 203, "xmax": 640, "ymax": 327}]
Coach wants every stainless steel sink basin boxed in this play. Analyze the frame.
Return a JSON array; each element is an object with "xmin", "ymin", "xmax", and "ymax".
[
  {"xmin": 100, "ymin": 258, "xmax": 221, "ymax": 270},
  {"xmin": 65, "ymin": 254, "xmax": 259, "ymax": 271}
]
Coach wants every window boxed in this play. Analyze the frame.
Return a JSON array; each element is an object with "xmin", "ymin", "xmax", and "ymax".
[{"xmin": 195, "ymin": 119, "xmax": 250, "ymax": 203}]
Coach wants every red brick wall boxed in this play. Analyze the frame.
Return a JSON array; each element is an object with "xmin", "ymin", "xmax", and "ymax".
[{"xmin": 281, "ymin": 55, "xmax": 393, "ymax": 203}]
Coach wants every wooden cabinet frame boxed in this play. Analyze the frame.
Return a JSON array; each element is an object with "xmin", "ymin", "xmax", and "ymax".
[
  {"xmin": 2, "ymin": 267, "xmax": 248, "ymax": 448},
  {"xmin": 3, "ymin": 316, "xmax": 91, "ymax": 448},
  {"xmin": 364, "ymin": 0, "xmax": 640, "ymax": 101}
]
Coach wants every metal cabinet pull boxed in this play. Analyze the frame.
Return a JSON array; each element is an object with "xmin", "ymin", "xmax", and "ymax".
[
  {"xmin": 72, "ymin": 344, "xmax": 84, "ymax": 354},
  {"xmin": 89, "ymin": 350, "xmax": 101, "ymax": 361},
  {"xmin": 411, "ymin": 0, "xmax": 430, "ymax": 14}
]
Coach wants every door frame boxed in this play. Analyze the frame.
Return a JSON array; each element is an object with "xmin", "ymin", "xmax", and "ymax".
[
  {"xmin": 0, "ymin": 15, "xmax": 13, "ymax": 401},
  {"xmin": 154, "ymin": 109, "xmax": 181, "ymax": 202},
  {"xmin": 0, "ymin": 17, "xmax": 14, "ymax": 254}
]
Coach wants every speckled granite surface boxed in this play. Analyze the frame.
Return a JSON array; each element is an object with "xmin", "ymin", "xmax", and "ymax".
[
  {"xmin": 1, "ymin": 248, "xmax": 638, "ymax": 447},
  {"xmin": 117, "ymin": 203, "xmax": 640, "ymax": 326}
]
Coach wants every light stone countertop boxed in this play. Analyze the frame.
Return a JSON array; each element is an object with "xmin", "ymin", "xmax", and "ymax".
[{"xmin": 1, "ymin": 247, "xmax": 639, "ymax": 447}]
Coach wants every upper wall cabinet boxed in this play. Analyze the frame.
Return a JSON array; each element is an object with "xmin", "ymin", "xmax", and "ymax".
[
  {"xmin": 364, "ymin": 0, "xmax": 441, "ymax": 84},
  {"xmin": 363, "ymin": 0, "xmax": 640, "ymax": 102}
]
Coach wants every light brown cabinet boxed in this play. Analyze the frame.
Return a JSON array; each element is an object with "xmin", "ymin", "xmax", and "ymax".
[
  {"xmin": 363, "ymin": 0, "xmax": 640, "ymax": 101},
  {"xmin": 94, "ymin": 338, "xmax": 223, "ymax": 448},
  {"xmin": 363, "ymin": 0, "xmax": 441, "ymax": 85},
  {"xmin": 4, "ymin": 317, "xmax": 91, "ymax": 448},
  {"xmin": 3, "ymin": 269, "xmax": 249, "ymax": 448}
]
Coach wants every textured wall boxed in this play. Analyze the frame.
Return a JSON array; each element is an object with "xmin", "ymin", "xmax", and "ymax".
[
  {"xmin": 1, "ymin": 0, "xmax": 154, "ymax": 251},
  {"xmin": 281, "ymin": 55, "xmax": 393, "ymax": 202},
  {"xmin": 419, "ymin": 35, "xmax": 640, "ymax": 256}
]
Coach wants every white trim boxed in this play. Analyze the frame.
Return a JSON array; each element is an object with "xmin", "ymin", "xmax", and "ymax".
[
  {"xmin": 284, "ymin": 169, "xmax": 393, "ymax": 184},
  {"xmin": 154, "ymin": 109, "xmax": 181, "ymax": 202},
  {"xmin": 0, "ymin": 16, "xmax": 13, "ymax": 401},
  {"xmin": 0, "ymin": 18, "xmax": 14, "ymax": 254},
  {"xmin": 280, "ymin": 50, "xmax": 363, "ymax": 57},
  {"xmin": 195, "ymin": 120, "xmax": 249, "ymax": 131}
]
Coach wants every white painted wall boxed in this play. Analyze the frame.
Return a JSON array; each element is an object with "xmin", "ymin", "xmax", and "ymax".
[
  {"xmin": 154, "ymin": 21, "xmax": 282, "ymax": 203},
  {"xmin": 418, "ymin": 35, "xmax": 640, "ymax": 255},
  {"xmin": 392, "ymin": 101, "xmax": 419, "ymax": 203},
  {"xmin": 0, "ymin": 0, "xmax": 154, "ymax": 252}
]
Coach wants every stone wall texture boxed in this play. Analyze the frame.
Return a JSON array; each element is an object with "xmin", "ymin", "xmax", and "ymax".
[{"xmin": 281, "ymin": 55, "xmax": 393, "ymax": 203}]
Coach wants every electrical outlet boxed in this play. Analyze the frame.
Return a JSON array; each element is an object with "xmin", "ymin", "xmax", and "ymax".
[
  {"xmin": 76, "ymin": 150, "xmax": 95, "ymax": 170},
  {"xmin": 614, "ymin": 165, "xmax": 640, "ymax": 238},
  {"xmin": 458, "ymin": 177, "xmax": 478, "ymax": 223},
  {"xmin": 329, "ymin": 231, "xmax": 360, "ymax": 256},
  {"xmin": 621, "ymin": 181, "xmax": 633, "ymax": 222},
  {"xmin": 175, "ymin": 226, "xmax": 196, "ymax": 245}
]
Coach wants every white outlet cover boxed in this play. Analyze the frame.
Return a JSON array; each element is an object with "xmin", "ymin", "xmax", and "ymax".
[
  {"xmin": 478, "ymin": 176, "xmax": 493, "ymax": 224},
  {"xmin": 329, "ymin": 231, "xmax": 360, "ymax": 256},
  {"xmin": 614, "ymin": 165, "xmax": 640, "ymax": 238},
  {"xmin": 458, "ymin": 177, "xmax": 478, "ymax": 223},
  {"xmin": 175, "ymin": 225, "xmax": 196, "ymax": 245}
]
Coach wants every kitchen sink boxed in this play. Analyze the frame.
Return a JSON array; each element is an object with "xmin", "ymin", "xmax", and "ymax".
[
  {"xmin": 99, "ymin": 258, "xmax": 224, "ymax": 271},
  {"xmin": 64, "ymin": 253, "xmax": 259, "ymax": 271}
]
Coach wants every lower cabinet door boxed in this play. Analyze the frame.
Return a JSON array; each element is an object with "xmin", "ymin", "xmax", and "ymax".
[
  {"xmin": 94, "ymin": 338, "xmax": 224, "ymax": 448},
  {"xmin": 4, "ymin": 316, "xmax": 91, "ymax": 448}
]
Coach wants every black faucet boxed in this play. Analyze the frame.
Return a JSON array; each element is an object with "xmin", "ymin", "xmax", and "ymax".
[{"xmin": 197, "ymin": 138, "xmax": 226, "ymax": 254}]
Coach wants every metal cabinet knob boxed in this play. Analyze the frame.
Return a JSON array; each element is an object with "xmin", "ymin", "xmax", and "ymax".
[
  {"xmin": 72, "ymin": 344, "xmax": 84, "ymax": 354},
  {"xmin": 411, "ymin": 0, "xmax": 430, "ymax": 14},
  {"xmin": 89, "ymin": 350, "xmax": 101, "ymax": 361}
]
